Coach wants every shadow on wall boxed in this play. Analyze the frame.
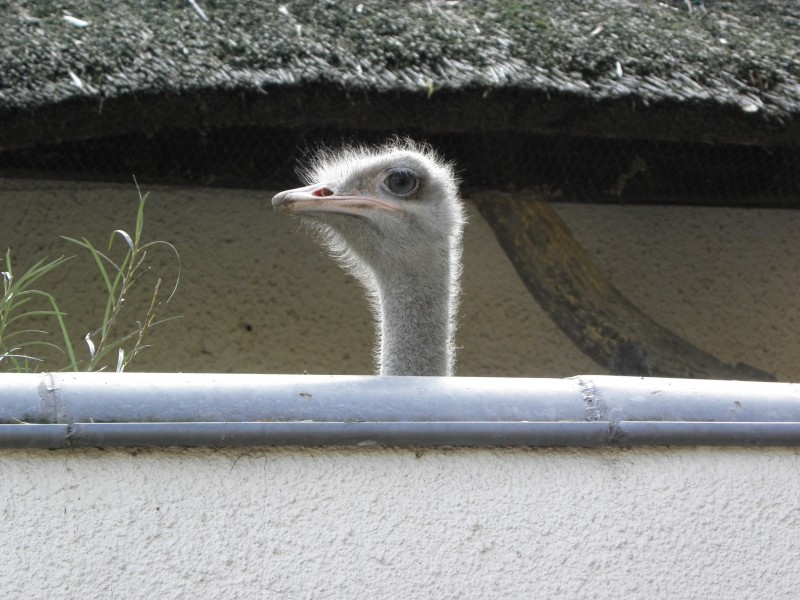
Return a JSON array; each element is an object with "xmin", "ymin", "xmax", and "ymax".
[{"xmin": 1, "ymin": 179, "xmax": 799, "ymax": 379}]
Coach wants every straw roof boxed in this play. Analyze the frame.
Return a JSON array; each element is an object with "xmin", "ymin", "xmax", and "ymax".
[{"xmin": 2, "ymin": 0, "xmax": 798, "ymax": 149}]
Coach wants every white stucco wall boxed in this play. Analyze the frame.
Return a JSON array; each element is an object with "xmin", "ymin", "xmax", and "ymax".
[
  {"xmin": 2, "ymin": 179, "xmax": 799, "ymax": 380},
  {"xmin": 2, "ymin": 446, "xmax": 798, "ymax": 598}
]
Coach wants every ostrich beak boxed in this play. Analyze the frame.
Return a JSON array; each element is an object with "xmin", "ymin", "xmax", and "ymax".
[{"xmin": 272, "ymin": 184, "xmax": 403, "ymax": 216}]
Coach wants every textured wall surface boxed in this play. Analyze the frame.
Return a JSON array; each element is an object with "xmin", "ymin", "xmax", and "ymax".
[
  {"xmin": 1, "ymin": 446, "xmax": 799, "ymax": 599},
  {"xmin": 2, "ymin": 181, "xmax": 800, "ymax": 596},
  {"xmin": 1, "ymin": 179, "xmax": 799, "ymax": 379}
]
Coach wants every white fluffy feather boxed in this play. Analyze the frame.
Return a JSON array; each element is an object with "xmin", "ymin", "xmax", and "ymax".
[{"xmin": 276, "ymin": 139, "xmax": 465, "ymax": 376}]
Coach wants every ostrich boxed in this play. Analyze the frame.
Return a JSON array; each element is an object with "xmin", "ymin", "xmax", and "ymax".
[{"xmin": 271, "ymin": 140, "xmax": 465, "ymax": 376}]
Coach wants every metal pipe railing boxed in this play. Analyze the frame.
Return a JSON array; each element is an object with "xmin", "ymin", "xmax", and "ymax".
[{"xmin": 1, "ymin": 372, "xmax": 799, "ymax": 448}]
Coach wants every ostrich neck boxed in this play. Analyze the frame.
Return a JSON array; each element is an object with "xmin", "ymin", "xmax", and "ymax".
[{"xmin": 372, "ymin": 259, "xmax": 456, "ymax": 377}]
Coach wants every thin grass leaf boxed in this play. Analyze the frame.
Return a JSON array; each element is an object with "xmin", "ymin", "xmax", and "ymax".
[
  {"xmin": 112, "ymin": 229, "xmax": 135, "ymax": 254},
  {"xmin": 10, "ymin": 256, "xmax": 72, "ymax": 289},
  {"xmin": 84, "ymin": 333, "xmax": 96, "ymax": 359},
  {"xmin": 141, "ymin": 240, "xmax": 182, "ymax": 301},
  {"xmin": 2, "ymin": 298, "xmax": 34, "ymax": 321},
  {"xmin": 0, "ymin": 353, "xmax": 43, "ymax": 363},
  {"xmin": 87, "ymin": 328, "xmax": 142, "ymax": 367},
  {"xmin": 6, "ymin": 308, "xmax": 67, "ymax": 326},
  {"xmin": 5, "ymin": 315, "xmax": 54, "ymax": 330},
  {"xmin": 134, "ymin": 189, "xmax": 149, "ymax": 247},
  {"xmin": 37, "ymin": 292, "xmax": 77, "ymax": 371},
  {"xmin": 64, "ymin": 236, "xmax": 128, "ymax": 348},
  {"xmin": 62, "ymin": 237, "xmax": 120, "ymax": 296},
  {"xmin": 144, "ymin": 315, "xmax": 182, "ymax": 329},
  {"xmin": 11, "ymin": 339, "xmax": 65, "ymax": 353},
  {"xmin": 4, "ymin": 329, "xmax": 55, "ymax": 343}
]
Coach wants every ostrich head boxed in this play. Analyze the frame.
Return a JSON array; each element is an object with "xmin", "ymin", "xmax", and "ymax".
[{"xmin": 272, "ymin": 140, "xmax": 465, "ymax": 376}]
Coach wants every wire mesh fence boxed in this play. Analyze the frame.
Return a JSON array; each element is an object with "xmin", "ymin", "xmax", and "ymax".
[{"xmin": 1, "ymin": 126, "xmax": 798, "ymax": 207}]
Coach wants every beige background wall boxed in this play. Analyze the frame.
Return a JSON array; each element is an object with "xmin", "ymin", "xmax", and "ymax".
[
  {"xmin": 2, "ymin": 179, "xmax": 800, "ymax": 599},
  {"xmin": 1, "ymin": 179, "xmax": 799, "ymax": 380}
]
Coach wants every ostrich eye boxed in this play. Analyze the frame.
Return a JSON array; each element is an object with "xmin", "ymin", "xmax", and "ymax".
[{"xmin": 382, "ymin": 168, "xmax": 419, "ymax": 197}]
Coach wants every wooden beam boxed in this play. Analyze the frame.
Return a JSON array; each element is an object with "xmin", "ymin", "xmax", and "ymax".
[{"xmin": 471, "ymin": 191, "xmax": 775, "ymax": 381}]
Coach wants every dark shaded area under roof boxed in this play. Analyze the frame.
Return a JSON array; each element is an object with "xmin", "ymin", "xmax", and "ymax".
[
  {"xmin": 1, "ymin": 0, "xmax": 798, "ymax": 205},
  {"xmin": 2, "ymin": 126, "xmax": 798, "ymax": 208}
]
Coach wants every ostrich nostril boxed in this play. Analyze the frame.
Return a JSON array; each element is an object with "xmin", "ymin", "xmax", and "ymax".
[{"xmin": 313, "ymin": 187, "xmax": 334, "ymax": 197}]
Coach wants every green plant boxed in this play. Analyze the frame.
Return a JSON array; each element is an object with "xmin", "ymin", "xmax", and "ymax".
[
  {"xmin": 0, "ymin": 251, "xmax": 76, "ymax": 372},
  {"xmin": 0, "ymin": 185, "xmax": 180, "ymax": 373}
]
